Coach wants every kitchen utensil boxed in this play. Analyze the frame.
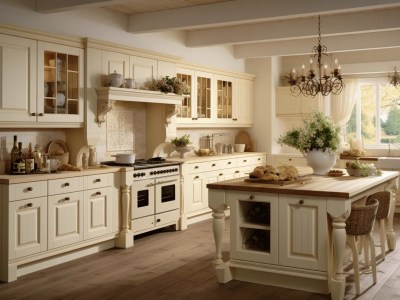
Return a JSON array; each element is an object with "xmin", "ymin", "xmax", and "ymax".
[
  {"xmin": 105, "ymin": 71, "xmax": 123, "ymax": 87},
  {"xmin": 234, "ymin": 144, "xmax": 245, "ymax": 152},
  {"xmin": 111, "ymin": 153, "xmax": 136, "ymax": 164}
]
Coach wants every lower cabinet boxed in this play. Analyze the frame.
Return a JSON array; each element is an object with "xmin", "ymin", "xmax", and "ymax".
[
  {"xmin": 1, "ymin": 171, "xmax": 119, "ymax": 282},
  {"xmin": 227, "ymin": 191, "xmax": 327, "ymax": 272},
  {"xmin": 181, "ymin": 153, "xmax": 267, "ymax": 226}
]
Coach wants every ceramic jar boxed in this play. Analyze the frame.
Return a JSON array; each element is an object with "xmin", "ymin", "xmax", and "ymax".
[{"xmin": 105, "ymin": 71, "xmax": 123, "ymax": 87}]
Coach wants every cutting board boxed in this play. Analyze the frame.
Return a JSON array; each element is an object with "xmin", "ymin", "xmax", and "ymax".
[
  {"xmin": 244, "ymin": 176, "xmax": 312, "ymax": 185},
  {"xmin": 235, "ymin": 131, "xmax": 252, "ymax": 151}
]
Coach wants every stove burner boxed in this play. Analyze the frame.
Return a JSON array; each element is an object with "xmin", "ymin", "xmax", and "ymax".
[{"xmin": 100, "ymin": 157, "xmax": 179, "ymax": 170}]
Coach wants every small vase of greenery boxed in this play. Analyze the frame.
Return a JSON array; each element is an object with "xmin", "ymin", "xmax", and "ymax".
[{"xmin": 171, "ymin": 134, "xmax": 192, "ymax": 158}]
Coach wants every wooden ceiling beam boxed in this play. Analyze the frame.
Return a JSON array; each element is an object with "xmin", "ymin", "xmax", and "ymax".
[{"xmin": 35, "ymin": 0, "xmax": 126, "ymax": 13}]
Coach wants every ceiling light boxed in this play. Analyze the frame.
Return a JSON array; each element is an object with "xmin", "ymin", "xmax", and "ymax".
[{"xmin": 286, "ymin": 16, "xmax": 344, "ymax": 97}]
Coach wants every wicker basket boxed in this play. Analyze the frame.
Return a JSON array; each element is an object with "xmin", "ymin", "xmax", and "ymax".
[
  {"xmin": 49, "ymin": 153, "xmax": 69, "ymax": 165},
  {"xmin": 345, "ymin": 198, "xmax": 378, "ymax": 236},
  {"xmin": 366, "ymin": 191, "xmax": 390, "ymax": 220}
]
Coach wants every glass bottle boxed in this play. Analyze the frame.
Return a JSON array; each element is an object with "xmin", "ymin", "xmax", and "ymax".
[
  {"xmin": 82, "ymin": 152, "xmax": 88, "ymax": 170},
  {"xmin": 34, "ymin": 144, "xmax": 42, "ymax": 171},
  {"xmin": 89, "ymin": 146, "xmax": 97, "ymax": 166},
  {"xmin": 10, "ymin": 135, "xmax": 18, "ymax": 173},
  {"xmin": 13, "ymin": 142, "xmax": 25, "ymax": 174},
  {"xmin": 25, "ymin": 142, "xmax": 35, "ymax": 173}
]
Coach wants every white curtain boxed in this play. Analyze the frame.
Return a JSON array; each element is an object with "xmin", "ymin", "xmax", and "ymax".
[{"xmin": 330, "ymin": 78, "xmax": 359, "ymax": 147}]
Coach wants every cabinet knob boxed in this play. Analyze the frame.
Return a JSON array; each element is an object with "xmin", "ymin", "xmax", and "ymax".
[
  {"xmin": 95, "ymin": 178, "xmax": 101, "ymax": 182},
  {"xmin": 192, "ymin": 117, "xmax": 198, "ymax": 120},
  {"xmin": 299, "ymin": 200, "xmax": 304, "ymax": 205},
  {"xmin": 243, "ymin": 160, "xmax": 247, "ymax": 163},
  {"xmin": 64, "ymin": 197, "xmax": 70, "ymax": 201},
  {"xmin": 288, "ymin": 158, "xmax": 292, "ymax": 161},
  {"xmin": 219, "ymin": 173, "xmax": 223, "ymax": 176},
  {"xmin": 232, "ymin": 118, "xmax": 238, "ymax": 121},
  {"xmin": 194, "ymin": 176, "xmax": 199, "ymax": 179},
  {"xmin": 249, "ymin": 195, "xmax": 255, "ymax": 200},
  {"xmin": 38, "ymin": 113, "xmax": 44, "ymax": 116},
  {"xmin": 64, "ymin": 182, "xmax": 70, "ymax": 187},
  {"xmin": 195, "ymin": 166, "xmax": 199, "ymax": 169},
  {"xmin": 26, "ymin": 203, "xmax": 33, "ymax": 208},
  {"xmin": 235, "ymin": 171, "xmax": 240, "ymax": 173},
  {"xmin": 27, "ymin": 187, "xmax": 33, "ymax": 191},
  {"xmin": 212, "ymin": 164, "xmax": 216, "ymax": 167},
  {"xmin": 31, "ymin": 113, "xmax": 36, "ymax": 116},
  {"xmin": 96, "ymin": 191, "xmax": 101, "ymax": 196},
  {"xmin": 156, "ymin": 218, "xmax": 161, "ymax": 223},
  {"xmin": 228, "ymin": 162, "xmax": 231, "ymax": 165}
]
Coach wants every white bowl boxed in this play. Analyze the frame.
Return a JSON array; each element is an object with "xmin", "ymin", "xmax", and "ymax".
[{"xmin": 234, "ymin": 144, "xmax": 245, "ymax": 152}]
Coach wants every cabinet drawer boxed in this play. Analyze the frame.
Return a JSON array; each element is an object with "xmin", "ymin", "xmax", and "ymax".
[
  {"xmin": 9, "ymin": 181, "xmax": 47, "ymax": 201},
  {"xmin": 48, "ymin": 177, "xmax": 83, "ymax": 195},
  {"xmin": 131, "ymin": 216, "xmax": 154, "ymax": 233},
  {"xmin": 156, "ymin": 209, "xmax": 180, "ymax": 228},
  {"xmin": 220, "ymin": 158, "xmax": 237, "ymax": 168},
  {"xmin": 185, "ymin": 160, "xmax": 222, "ymax": 174},
  {"xmin": 236, "ymin": 156, "xmax": 253, "ymax": 167},
  {"xmin": 84, "ymin": 173, "xmax": 112, "ymax": 190},
  {"xmin": 252, "ymin": 155, "xmax": 266, "ymax": 166}
]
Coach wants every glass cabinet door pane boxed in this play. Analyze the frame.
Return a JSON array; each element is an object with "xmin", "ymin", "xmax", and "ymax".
[
  {"xmin": 176, "ymin": 73, "xmax": 192, "ymax": 118},
  {"xmin": 217, "ymin": 80, "xmax": 233, "ymax": 119},
  {"xmin": 197, "ymin": 76, "xmax": 211, "ymax": 119}
]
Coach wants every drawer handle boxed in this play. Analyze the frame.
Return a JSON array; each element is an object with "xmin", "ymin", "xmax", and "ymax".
[
  {"xmin": 257, "ymin": 158, "xmax": 261, "ymax": 161},
  {"xmin": 195, "ymin": 166, "xmax": 199, "ymax": 169},
  {"xmin": 299, "ymin": 200, "xmax": 304, "ymax": 205},
  {"xmin": 156, "ymin": 218, "xmax": 161, "ymax": 223},
  {"xmin": 64, "ymin": 182, "xmax": 70, "ymax": 187},
  {"xmin": 235, "ymin": 171, "xmax": 240, "ymax": 173},
  {"xmin": 289, "ymin": 158, "xmax": 292, "ymax": 161},
  {"xmin": 95, "ymin": 178, "xmax": 101, "ymax": 183},
  {"xmin": 249, "ymin": 195, "xmax": 255, "ymax": 200},
  {"xmin": 38, "ymin": 113, "xmax": 44, "ymax": 116},
  {"xmin": 26, "ymin": 203, "xmax": 33, "ymax": 208},
  {"xmin": 243, "ymin": 160, "xmax": 247, "ymax": 163},
  {"xmin": 64, "ymin": 197, "xmax": 70, "ymax": 201},
  {"xmin": 194, "ymin": 176, "xmax": 199, "ymax": 179},
  {"xmin": 219, "ymin": 173, "xmax": 223, "ymax": 176},
  {"xmin": 27, "ymin": 187, "xmax": 33, "ymax": 192},
  {"xmin": 31, "ymin": 112, "xmax": 36, "ymax": 116},
  {"xmin": 212, "ymin": 164, "xmax": 216, "ymax": 167},
  {"xmin": 233, "ymin": 118, "xmax": 238, "ymax": 121},
  {"xmin": 96, "ymin": 191, "xmax": 101, "ymax": 196},
  {"xmin": 228, "ymin": 162, "xmax": 231, "ymax": 165}
]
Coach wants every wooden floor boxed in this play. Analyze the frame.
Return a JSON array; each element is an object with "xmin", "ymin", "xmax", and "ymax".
[{"xmin": 1, "ymin": 215, "xmax": 400, "ymax": 300}]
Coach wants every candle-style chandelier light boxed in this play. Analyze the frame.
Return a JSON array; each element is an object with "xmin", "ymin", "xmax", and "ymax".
[
  {"xmin": 286, "ymin": 16, "xmax": 344, "ymax": 97},
  {"xmin": 389, "ymin": 67, "xmax": 400, "ymax": 87}
]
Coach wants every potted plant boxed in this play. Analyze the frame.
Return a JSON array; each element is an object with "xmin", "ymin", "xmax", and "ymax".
[
  {"xmin": 277, "ymin": 111, "xmax": 341, "ymax": 174},
  {"xmin": 145, "ymin": 76, "xmax": 190, "ymax": 95},
  {"xmin": 171, "ymin": 134, "xmax": 192, "ymax": 158}
]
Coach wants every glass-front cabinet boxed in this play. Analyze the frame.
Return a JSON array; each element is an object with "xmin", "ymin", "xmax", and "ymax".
[
  {"xmin": 38, "ymin": 42, "xmax": 84, "ymax": 124},
  {"xmin": 196, "ymin": 71, "xmax": 213, "ymax": 121},
  {"xmin": 214, "ymin": 74, "xmax": 235, "ymax": 124}
]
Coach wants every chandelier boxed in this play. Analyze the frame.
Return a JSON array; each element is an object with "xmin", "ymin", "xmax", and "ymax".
[
  {"xmin": 389, "ymin": 67, "xmax": 400, "ymax": 87},
  {"xmin": 287, "ymin": 16, "xmax": 344, "ymax": 97}
]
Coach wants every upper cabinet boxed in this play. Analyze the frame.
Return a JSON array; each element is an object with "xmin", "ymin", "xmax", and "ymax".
[
  {"xmin": 176, "ymin": 66, "xmax": 254, "ymax": 128},
  {"xmin": 276, "ymin": 87, "xmax": 322, "ymax": 117},
  {"xmin": 38, "ymin": 42, "xmax": 84, "ymax": 124},
  {"xmin": 0, "ymin": 34, "xmax": 37, "ymax": 123},
  {"xmin": 0, "ymin": 28, "xmax": 84, "ymax": 128}
]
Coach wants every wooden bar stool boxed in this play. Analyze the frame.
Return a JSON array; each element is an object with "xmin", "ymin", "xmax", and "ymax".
[
  {"xmin": 345, "ymin": 198, "xmax": 379, "ymax": 295},
  {"xmin": 366, "ymin": 191, "xmax": 391, "ymax": 260}
]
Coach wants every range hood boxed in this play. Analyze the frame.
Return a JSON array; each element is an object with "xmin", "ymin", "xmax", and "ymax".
[{"xmin": 96, "ymin": 87, "xmax": 184, "ymax": 124}]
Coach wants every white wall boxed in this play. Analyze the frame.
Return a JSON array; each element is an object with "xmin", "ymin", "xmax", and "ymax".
[{"xmin": 0, "ymin": 0, "xmax": 245, "ymax": 73}]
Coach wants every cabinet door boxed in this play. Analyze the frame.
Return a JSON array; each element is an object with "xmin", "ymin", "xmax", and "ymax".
[
  {"xmin": 0, "ymin": 34, "xmax": 37, "ymax": 123},
  {"xmin": 176, "ymin": 67, "xmax": 196, "ymax": 121},
  {"xmin": 228, "ymin": 191, "xmax": 279, "ymax": 264},
  {"xmin": 100, "ymin": 50, "xmax": 130, "ymax": 84},
  {"xmin": 38, "ymin": 41, "xmax": 84, "ymax": 124},
  {"xmin": 184, "ymin": 174, "xmax": 204, "ymax": 213},
  {"xmin": 276, "ymin": 87, "xmax": 301, "ymax": 116},
  {"xmin": 214, "ymin": 74, "xmax": 236, "ymax": 124},
  {"xmin": 278, "ymin": 195, "xmax": 327, "ymax": 271},
  {"xmin": 233, "ymin": 78, "xmax": 253, "ymax": 126},
  {"xmin": 48, "ymin": 191, "xmax": 84, "ymax": 249},
  {"xmin": 9, "ymin": 197, "xmax": 47, "ymax": 259},
  {"xmin": 195, "ymin": 71, "xmax": 213, "ymax": 122},
  {"xmin": 129, "ymin": 56, "xmax": 157, "ymax": 89},
  {"xmin": 84, "ymin": 187, "xmax": 113, "ymax": 239}
]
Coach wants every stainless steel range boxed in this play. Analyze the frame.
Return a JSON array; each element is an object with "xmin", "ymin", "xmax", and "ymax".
[{"xmin": 102, "ymin": 158, "xmax": 181, "ymax": 237}]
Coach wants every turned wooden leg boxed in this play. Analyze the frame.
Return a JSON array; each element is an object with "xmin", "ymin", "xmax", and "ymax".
[
  {"xmin": 115, "ymin": 184, "xmax": 134, "ymax": 248},
  {"xmin": 330, "ymin": 215, "xmax": 347, "ymax": 300},
  {"xmin": 212, "ymin": 209, "xmax": 226, "ymax": 266}
]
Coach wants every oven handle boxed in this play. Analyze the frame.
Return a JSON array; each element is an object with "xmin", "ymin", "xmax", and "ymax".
[{"xmin": 155, "ymin": 179, "xmax": 178, "ymax": 185}]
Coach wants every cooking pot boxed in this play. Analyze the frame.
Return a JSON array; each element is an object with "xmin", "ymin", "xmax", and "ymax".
[{"xmin": 111, "ymin": 153, "xmax": 136, "ymax": 164}]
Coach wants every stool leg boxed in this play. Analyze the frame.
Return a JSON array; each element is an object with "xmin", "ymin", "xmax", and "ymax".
[
  {"xmin": 348, "ymin": 236, "xmax": 361, "ymax": 295},
  {"xmin": 364, "ymin": 235, "xmax": 370, "ymax": 268},
  {"xmin": 367, "ymin": 234, "xmax": 377, "ymax": 284},
  {"xmin": 379, "ymin": 219, "xmax": 386, "ymax": 260}
]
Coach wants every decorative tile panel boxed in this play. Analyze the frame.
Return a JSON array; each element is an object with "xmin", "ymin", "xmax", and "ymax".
[{"xmin": 106, "ymin": 110, "xmax": 134, "ymax": 151}]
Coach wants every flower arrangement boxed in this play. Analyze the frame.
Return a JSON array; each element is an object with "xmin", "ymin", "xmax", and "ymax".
[
  {"xmin": 171, "ymin": 134, "xmax": 191, "ymax": 147},
  {"xmin": 277, "ymin": 112, "xmax": 341, "ymax": 155},
  {"xmin": 145, "ymin": 76, "xmax": 190, "ymax": 95}
]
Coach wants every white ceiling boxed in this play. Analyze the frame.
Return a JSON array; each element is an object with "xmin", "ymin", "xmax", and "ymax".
[{"xmin": 35, "ymin": 0, "xmax": 400, "ymax": 59}]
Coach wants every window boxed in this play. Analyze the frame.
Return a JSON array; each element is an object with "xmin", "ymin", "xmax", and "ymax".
[{"xmin": 346, "ymin": 78, "xmax": 400, "ymax": 149}]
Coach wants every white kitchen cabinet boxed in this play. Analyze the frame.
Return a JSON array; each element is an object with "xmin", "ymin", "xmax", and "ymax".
[
  {"xmin": 233, "ymin": 78, "xmax": 253, "ymax": 126},
  {"xmin": 228, "ymin": 191, "xmax": 279, "ymax": 264},
  {"xmin": 214, "ymin": 74, "xmax": 235, "ymax": 124},
  {"xmin": 9, "ymin": 197, "xmax": 48, "ymax": 260},
  {"xmin": 37, "ymin": 41, "xmax": 84, "ymax": 124},
  {"xmin": 276, "ymin": 87, "xmax": 322, "ymax": 117},
  {"xmin": 0, "ymin": 34, "xmax": 37, "ymax": 123},
  {"xmin": 181, "ymin": 153, "xmax": 267, "ymax": 227},
  {"xmin": 99, "ymin": 50, "xmax": 130, "ymax": 84},
  {"xmin": 278, "ymin": 195, "xmax": 327, "ymax": 271},
  {"xmin": 129, "ymin": 56, "xmax": 158, "ymax": 89}
]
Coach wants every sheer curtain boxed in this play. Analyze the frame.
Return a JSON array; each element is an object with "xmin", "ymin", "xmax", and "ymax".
[{"xmin": 330, "ymin": 78, "xmax": 359, "ymax": 147}]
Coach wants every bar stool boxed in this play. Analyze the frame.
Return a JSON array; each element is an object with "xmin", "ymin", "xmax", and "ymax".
[
  {"xmin": 366, "ymin": 191, "xmax": 391, "ymax": 260},
  {"xmin": 345, "ymin": 198, "xmax": 379, "ymax": 295}
]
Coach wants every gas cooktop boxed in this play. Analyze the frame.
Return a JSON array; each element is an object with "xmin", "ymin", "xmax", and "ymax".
[{"xmin": 100, "ymin": 158, "xmax": 181, "ymax": 170}]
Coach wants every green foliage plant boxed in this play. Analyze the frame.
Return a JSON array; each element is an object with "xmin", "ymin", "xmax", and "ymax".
[{"xmin": 171, "ymin": 134, "xmax": 191, "ymax": 147}]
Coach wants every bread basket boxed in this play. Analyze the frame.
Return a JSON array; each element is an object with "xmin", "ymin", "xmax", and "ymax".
[{"xmin": 46, "ymin": 139, "xmax": 69, "ymax": 164}]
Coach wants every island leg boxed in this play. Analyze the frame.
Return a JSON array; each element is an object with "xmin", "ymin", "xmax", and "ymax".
[
  {"xmin": 330, "ymin": 214, "xmax": 347, "ymax": 300},
  {"xmin": 212, "ymin": 209, "xmax": 226, "ymax": 266},
  {"xmin": 114, "ymin": 184, "xmax": 134, "ymax": 248}
]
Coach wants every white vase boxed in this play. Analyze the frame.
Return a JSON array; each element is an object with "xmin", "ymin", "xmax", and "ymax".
[
  {"xmin": 175, "ymin": 146, "xmax": 192, "ymax": 158},
  {"xmin": 305, "ymin": 149, "xmax": 336, "ymax": 175}
]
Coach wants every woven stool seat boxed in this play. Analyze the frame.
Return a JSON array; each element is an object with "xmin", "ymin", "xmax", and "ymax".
[{"xmin": 345, "ymin": 198, "xmax": 379, "ymax": 295}]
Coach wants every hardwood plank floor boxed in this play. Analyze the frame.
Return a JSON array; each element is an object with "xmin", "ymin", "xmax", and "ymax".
[{"xmin": 1, "ymin": 214, "xmax": 399, "ymax": 300}]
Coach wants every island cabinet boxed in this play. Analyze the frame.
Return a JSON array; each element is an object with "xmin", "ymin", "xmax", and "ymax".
[
  {"xmin": 180, "ymin": 153, "xmax": 267, "ymax": 228},
  {"xmin": 208, "ymin": 171, "xmax": 399, "ymax": 300},
  {"xmin": 0, "ymin": 169, "xmax": 120, "ymax": 282}
]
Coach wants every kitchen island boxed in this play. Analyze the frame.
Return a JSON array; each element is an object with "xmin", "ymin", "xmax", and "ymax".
[{"xmin": 207, "ymin": 171, "xmax": 399, "ymax": 300}]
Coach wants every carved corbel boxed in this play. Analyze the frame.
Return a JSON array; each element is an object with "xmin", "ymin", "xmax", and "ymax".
[
  {"xmin": 165, "ymin": 104, "xmax": 179, "ymax": 125},
  {"xmin": 97, "ymin": 99, "xmax": 115, "ymax": 124}
]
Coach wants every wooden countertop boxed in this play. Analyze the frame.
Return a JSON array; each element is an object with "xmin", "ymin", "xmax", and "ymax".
[
  {"xmin": 0, "ymin": 166, "xmax": 121, "ymax": 184},
  {"xmin": 207, "ymin": 170, "xmax": 399, "ymax": 198}
]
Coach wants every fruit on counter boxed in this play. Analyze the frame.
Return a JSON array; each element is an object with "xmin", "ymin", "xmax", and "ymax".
[{"xmin": 345, "ymin": 160, "xmax": 375, "ymax": 170}]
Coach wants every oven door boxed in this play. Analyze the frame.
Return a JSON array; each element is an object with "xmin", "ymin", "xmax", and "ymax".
[
  {"xmin": 131, "ymin": 178, "xmax": 155, "ymax": 219},
  {"xmin": 155, "ymin": 175, "xmax": 180, "ymax": 214}
]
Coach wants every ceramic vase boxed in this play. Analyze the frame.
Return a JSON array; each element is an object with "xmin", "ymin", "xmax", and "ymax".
[
  {"xmin": 175, "ymin": 146, "xmax": 192, "ymax": 158},
  {"xmin": 305, "ymin": 149, "xmax": 336, "ymax": 175}
]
